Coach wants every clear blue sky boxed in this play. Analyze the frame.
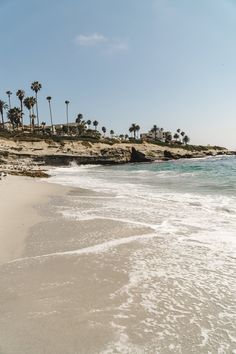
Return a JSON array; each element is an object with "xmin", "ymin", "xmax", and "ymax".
[{"xmin": 0, "ymin": 0, "xmax": 236, "ymax": 148}]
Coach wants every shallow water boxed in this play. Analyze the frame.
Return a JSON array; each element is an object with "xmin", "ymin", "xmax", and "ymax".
[{"xmin": 47, "ymin": 156, "xmax": 236, "ymax": 353}]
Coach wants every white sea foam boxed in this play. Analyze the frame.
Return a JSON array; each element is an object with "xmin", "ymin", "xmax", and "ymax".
[
  {"xmin": 45, "ymin": 158, "xmax": 236, "ymax": 352},
  {"xmin": 8, "ymin": 232, "xmax": 157, "ymax": 265}
]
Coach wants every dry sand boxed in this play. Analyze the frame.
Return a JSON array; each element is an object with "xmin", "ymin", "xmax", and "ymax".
[{"xmin": 0, "ymin": 176, "xmax": 67, "ymax": 263}]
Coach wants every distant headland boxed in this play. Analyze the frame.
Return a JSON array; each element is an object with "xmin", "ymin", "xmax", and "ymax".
[{"xmin": 0, "ymin": 81, "xmax": 235, "ymax": 177}]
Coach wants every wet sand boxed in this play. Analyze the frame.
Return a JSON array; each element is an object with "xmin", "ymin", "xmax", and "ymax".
[
  {"xmin": 1, "ymin": 175, "xmax": 235, "ymax": 353},
  {"xmin": 0, "ymin": 177, "xmax": 153, "ymax": 354}
]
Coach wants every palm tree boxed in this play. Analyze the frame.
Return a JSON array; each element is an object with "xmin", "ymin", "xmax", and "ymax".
[
  {"xmin": 86, "ymin": 119, "xmax": 91, "ymax": 129},
  {"xmin": 177, "ymin": 128, "xmax": 181, "ymax": 134},
  {"xmin": 6, "ymin": 91, "xmax": 12, "ymax": 109},
  {"xmin": 0, "ymin": 100, "xmax": 8, "ymax": 129},
  {"xmin": 125, "ymin": 134, "xmax": 129, "ymax": 140},
  {"xmin": 31, "ymin": 81, "xmax": 42, "ymax": 128},
  {"xmin": 129, "ymin": 123, "xmax": 140, "ymax": 139},
  {"xmin": 136, "ymin": 125, "xmax": 140, "ymax": 139},
  {"xmin": 65, "ymin": 100, "xmax": 70, "ymax": 133},
  {"xmin": 151, "ymin": 125, "xmax": 158, "ymax": 140},
  {"xmin": 46, "ymin": 96, "xmax": 53, "ymax": 132},
  {"xmin": 165, "ymin": 132, "xmax": 172, "ymax": 144},
  {"xmin": 23, "ymin": 96, "xmax": 36, "ymax": 131},
  {"xmin": 180, "ymin": 131, "xmax": 185, "ymax": 142},
  {"xmin": 183, "ymin": 135, "xmax": 190, "ymax": 145},
  {"xmin": 7, "ymin": 107, "xmax": 22, "ymax": 130},
  {"xmin": 76, "ymin": 113, "xmax": 83, "ymax": 123},
  {"xmin": 110, "ymin": 129, "xmax": 114, "ymax": 138},
  {"xmin": 102, "ymin": 126, "xmax": 106, "ymax": 137},
  {"xmin": 31, "ymin": 114, "xmax": 36, "ymax": 131},
  {"xmin": 93, "ymin": 120, "xmax": 98, "ymax": 130},
  {"xmin": 41, "ymin": 121, "xmax": 46, "ymax": 134},
  {"xmin": 174, "ymin": 133, "xmax": 179, "ymax": 141},
  {"xmin": 77, "ymin": 120, "xmax": 87, "ymax": 136},
  {"xmin": 16, "ymin": 90, "xmax": 25, "ymax": 127}
]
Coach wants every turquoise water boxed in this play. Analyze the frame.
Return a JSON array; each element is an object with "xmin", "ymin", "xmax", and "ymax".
[
  {"xmin": 49, "ymin": 156, "xmax": 236, "ymax": 353},
  {"xmin": 95, "ymin": 155, "xmax": 236, "ymax": 196}
]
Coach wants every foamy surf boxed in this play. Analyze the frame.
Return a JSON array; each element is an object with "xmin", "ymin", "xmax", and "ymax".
[{"xmin": 44, "ymin": 156, "xmax": 236, "ymax": 352}]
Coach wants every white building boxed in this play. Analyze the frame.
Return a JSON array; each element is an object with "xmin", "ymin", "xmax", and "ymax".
[{"xmin": 141, "ymin": 129, "xmax": 163, "ymax": 141}]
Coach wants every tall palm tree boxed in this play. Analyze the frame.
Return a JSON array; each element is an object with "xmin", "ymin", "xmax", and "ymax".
[
  {"xmin": 6, "ymin": 91, "xmax": 12, "ymax": 109},
  {"xmin": 65, "ymin": 100, "xmax": 70, "ymax": 133},
  {"xmin": 46, "ymin": 96, "xmax": 53, "ymax": 132},
  {"xmin": 129, "ymin": 123, "xmax": 140, "ymax": 139},
  {"xmin": 31, "ymin": 81, "xmax": 42, "ymax": 128},
  {"xmin": 0, "ymin": 100, "xmax": 8, "ymax": 129},
  {"xmin": 86, "ymin": 119, "xmax": 91, "ymax": 129},
  {"xmin": 23, "ymin": 96, "xmax": 36, "ymax": 131},
  {"xmin": 102, "ymin": 126, "xmax": 106, "ymax": 137},
  {"xmin": 177, "ymin": 128, "xmax": 181, "ymax": 134},
  {"xmin": 151, "ymin": 125, "xmax": 158, "ymax": 140},
  {"xmin": 93, "ymin": 120, "xmax": 98, "ymax": 130},
  {"xmin": 16, "ymin": 90, "xmax": 25, "ymax": 127},
  {"xmin": 110, "ymin": 129, "xmax": 114, "ymax": 138}
]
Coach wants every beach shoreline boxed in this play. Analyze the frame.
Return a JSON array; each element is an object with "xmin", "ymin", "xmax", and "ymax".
[
  {"xmin": 0, "ymin": 136, "xmax": 235, "ymax": 179},
  {"xmin": 0, "ymin": 173, "xmax": 154, "ymax": 353},
  {"xmin": 0, "ymin": 158, "xmax": 235, "ymax": 353}
]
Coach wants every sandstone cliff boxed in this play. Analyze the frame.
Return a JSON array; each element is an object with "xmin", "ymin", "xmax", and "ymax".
[{"xmin": 0, "ymin": 136, "xmax": 234, "ymax": 176}]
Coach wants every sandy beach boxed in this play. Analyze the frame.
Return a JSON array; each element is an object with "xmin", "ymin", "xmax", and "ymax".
[
  {"xmin": 0, "ymin": 161, "xmax": 235, "ymax": 353},
  {"xmin": 0, "ymin": 175, "xmax": 153, "ymax": 354},
  {"xmin": 0, "ymin": 176, "xmax": 67, "ymax": 264}
]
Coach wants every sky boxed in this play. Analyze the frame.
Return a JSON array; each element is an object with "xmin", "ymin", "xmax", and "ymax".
[{"xmin": 0, "ymin": 0, "xmax": 236, "ymax": 148}]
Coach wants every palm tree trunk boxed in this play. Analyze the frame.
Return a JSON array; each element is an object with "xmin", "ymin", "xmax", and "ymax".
[
  {"xmin": 35, "ymin": 92, "xmax": 39, "ymax": 129},
  {"xmin": 66, "ymin": 105, "xmax": 69, "ymax": 133},
  {"xmin": 20, "ymin": 100, "xmax": 24, "ymax": 128},
  {"xmin": 29, "ymin": 110, "xmax": 32, "ymax": 132},
  {"xmin": 49, "ymin": 101, "xmax": 53, "ymax": 132},
  {"xmin": 1, "ymin": 112, "xmax": 4, "ymax": 129},
  {"xmin": 8, "ymin": 96, "xmax": 11, "ymax": 109}
]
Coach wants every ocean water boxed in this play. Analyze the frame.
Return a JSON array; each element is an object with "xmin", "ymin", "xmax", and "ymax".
[{"xmin": 49, "ymin": 156, "xmax": 236, "ymax": 353}]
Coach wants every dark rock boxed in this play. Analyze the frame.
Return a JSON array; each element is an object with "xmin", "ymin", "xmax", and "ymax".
[
  {"xmin": 164, "ymin": 150, "xmax": 178, "ymax": 160},
  {"xmin": 130, "ymin": 147, "xmax": 153, "ymax": 163}
]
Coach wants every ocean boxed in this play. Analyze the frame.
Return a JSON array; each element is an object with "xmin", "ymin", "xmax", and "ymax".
[{"xmin": 48, "ymin": 155, "xmax": 236, "ymax": 353}]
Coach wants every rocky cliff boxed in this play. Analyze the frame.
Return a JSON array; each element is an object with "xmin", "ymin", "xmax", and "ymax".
[{"xmin": 0, "ymin": 137, "xmax": 234, "ymax": 176}]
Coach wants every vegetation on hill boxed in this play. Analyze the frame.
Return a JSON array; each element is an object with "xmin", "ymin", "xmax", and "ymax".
[{"xmin": 0, "ymin": 80, "xmax": 226, "ymax": 152}]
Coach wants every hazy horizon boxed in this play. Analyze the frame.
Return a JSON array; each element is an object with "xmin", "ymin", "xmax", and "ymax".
[{"xmin": 0, "ymin": 0, "xmax": 236, "ymax": 149}]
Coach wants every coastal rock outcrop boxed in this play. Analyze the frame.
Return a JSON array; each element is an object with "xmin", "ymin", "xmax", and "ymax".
[{"xmin": 0, "ymin": 136, "xmax": 234, "ymax": 177}]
